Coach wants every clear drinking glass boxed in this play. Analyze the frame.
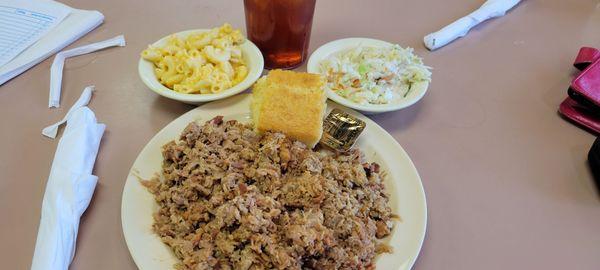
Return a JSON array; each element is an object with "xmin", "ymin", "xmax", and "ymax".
[{"xmin": 244, "ymin": 0, "xmax": 316, "ymax": 69}]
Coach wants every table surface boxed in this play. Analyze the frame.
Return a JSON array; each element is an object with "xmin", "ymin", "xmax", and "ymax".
[{"xmin": 1, "ymin": 0, "xmax": 599, "ymax": 269}]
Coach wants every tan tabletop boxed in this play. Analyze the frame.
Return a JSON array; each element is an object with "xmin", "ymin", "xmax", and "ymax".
[{"xmin": 1, "ymin": 0, "xmax": 599, "ymax": 269}]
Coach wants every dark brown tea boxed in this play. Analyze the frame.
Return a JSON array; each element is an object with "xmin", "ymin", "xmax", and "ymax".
[{"xmin": 244, "ymin": 0, "xmax": 316, "ymax": 69}]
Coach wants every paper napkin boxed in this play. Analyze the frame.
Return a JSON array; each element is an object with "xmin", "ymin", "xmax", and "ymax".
[
  {"xmin": 31, "ymin": 87, "xmax": 105, "ymax": 270},
  {"xmin": 43, "ymin": 85, "xmax": 95, "ymax": 138}
]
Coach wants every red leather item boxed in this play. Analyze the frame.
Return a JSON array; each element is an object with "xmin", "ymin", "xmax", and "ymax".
[
  {"xmin": 569, "ymin": 59, "xmax": 600, "ymax": 110},
  {"xmin": 561, "ymin": 47, "xmax": 600, "ymax": 134},
  {"xmin": 559, "ymin": 97, "xmax": 600, "ymax": 134},
  {"xmin": 573, "ymin": 47, "xmax": 600, "ymax": 70}
]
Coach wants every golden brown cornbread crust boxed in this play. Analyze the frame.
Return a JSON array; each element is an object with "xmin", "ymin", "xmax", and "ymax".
[
  {"xmin": 264, "ymin": 69, "xmax": 325, "ymax": 89},
  {"xmin": 251, "ymin": 70, "xmax": 326, "ymax": 148}
]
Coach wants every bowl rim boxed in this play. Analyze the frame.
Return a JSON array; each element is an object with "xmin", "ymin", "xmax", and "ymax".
[
  {"xmin": 307, "ymin": 37, "xmax": 429, "ymax": 113},
  {"xmin": 138, "ymin": 29, "xmax": 264, "ymax": 103}
]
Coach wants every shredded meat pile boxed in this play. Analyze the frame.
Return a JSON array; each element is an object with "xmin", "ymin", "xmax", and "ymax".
[{"xmin": 143, "ymin": 116, "xmax": 394, "ymax": 270}]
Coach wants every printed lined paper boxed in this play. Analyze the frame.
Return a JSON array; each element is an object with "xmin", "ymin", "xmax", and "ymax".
[{"xmin": 0, "ymin": 0, "xmax": 70, "ymax": 67}]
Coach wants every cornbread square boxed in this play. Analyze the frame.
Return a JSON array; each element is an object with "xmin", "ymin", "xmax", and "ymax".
[{"xmin": 251, "ymin": 70, "xmax": 326, "ymax": 148}]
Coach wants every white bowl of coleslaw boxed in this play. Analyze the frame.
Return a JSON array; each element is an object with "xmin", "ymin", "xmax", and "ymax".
[{"xmin": 307, "ymin": 38, "xmax": 431, "ymax": 114}]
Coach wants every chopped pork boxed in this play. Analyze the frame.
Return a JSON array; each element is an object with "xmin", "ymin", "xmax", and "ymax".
[{"xmin": 143, "ymin": 116, "xmax": 394, "ymax": 270}]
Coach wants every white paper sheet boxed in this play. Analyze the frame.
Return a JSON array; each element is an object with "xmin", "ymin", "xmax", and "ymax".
[
  {"xmin": 0, "ymin": 0, "xmax": 71, "ymax": 67},
  {"xmin": 0, "ymin": 3, "xmax": 104, "ymax": 86}
]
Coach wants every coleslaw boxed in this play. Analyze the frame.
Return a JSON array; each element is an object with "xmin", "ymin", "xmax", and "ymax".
[{"xmin": 319, "ymin": 44, "xmax": 431, "ymax": 105}]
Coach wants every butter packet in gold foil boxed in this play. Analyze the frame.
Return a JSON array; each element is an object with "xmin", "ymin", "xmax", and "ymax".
[{"xmin": 320, "ymin": 109, "xmax": 366, "ymax": 151}]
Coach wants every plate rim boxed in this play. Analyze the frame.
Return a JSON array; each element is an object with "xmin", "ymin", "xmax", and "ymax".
[{"xmin": 121, "ymin": 94, "xmax": 427, "ymax": 270}]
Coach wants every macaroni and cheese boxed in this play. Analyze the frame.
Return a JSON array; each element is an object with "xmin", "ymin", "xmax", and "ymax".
[{"xmin": 141, "ymin": 24, "xmax": 248, "ymax": 94}]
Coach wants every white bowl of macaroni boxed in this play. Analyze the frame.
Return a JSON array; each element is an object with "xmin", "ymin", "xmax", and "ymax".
[
  {"xmin": 139, "ymin": 24, "xmax": 264, "ymax": 104},
  {"xmin": 307, "ymin": 38, "xmax": 431, "ymax": 114}
]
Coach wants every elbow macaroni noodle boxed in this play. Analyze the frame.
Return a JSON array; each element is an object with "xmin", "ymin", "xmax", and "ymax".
[{"xmin": 141, "ymin": 24, "xmax": 248, "ymax": 94}]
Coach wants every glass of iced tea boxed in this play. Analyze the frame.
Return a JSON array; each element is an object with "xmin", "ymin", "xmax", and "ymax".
[{"xmin": 244, "ymin": 0, "xmax": 316, "ymax": 69}]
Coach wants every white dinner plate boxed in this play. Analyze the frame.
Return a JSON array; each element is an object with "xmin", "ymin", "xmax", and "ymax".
[
  {"xmin": 307, "ymin": 38, "xmax": 429, "ymax": 114},
  {"xmin": 121, "ymin": 94, "xmax": 427, "ymax": 270},
  {"xmin": 138, "ymin": 29, "xmax": 264, "ymax": 105}
]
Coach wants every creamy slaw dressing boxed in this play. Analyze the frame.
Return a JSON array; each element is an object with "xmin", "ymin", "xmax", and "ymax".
[{"xmin": 319, "ymin": 44, "xmax": 431, "ymax": 105}]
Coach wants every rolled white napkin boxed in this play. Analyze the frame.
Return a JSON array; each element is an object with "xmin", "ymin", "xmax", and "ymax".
[
  {"xmin": 49, "ymin": 35, "xmax": 125, "ymax": 108},
  {"xmin": 423, "ymin": 0, "xmax": 521, "ymax": 51},
  {"xmin": 31, "ymin": 88, "xmax": 105, "ymax": 270}
]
